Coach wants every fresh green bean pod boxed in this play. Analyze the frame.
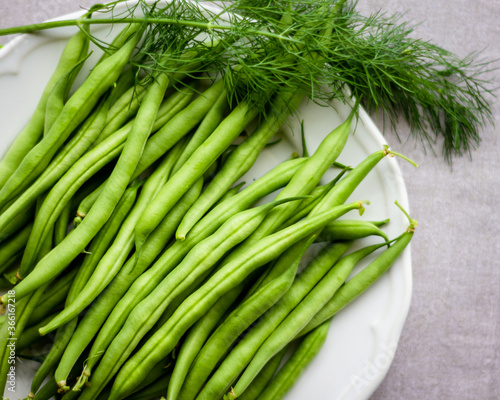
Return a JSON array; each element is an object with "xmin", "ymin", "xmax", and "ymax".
[
  {"xmin": 0, "ymin": 222, "xmax": 32, "ymax": 274},
  {"xmin": 44, "ymin": 55, "xmax": 89, "ymax": 135},
  {"xmin": 175, "ymin": 90, "xmax": 304, "ymax": 240},
  {"xmin": 318, "ymin": 219, "xmax": 390, "ymax": 242},
  {"xmin": 106, "ymin": 202, "xmax": 364, "ymax": 400},
  {"xmin": 254, "ymin": 319, "xmax": 332, "ymax": 400},
  {"xmin": 0, "ymin": 24, "xmax": 143, "ymax": 208},
  {"xmin": 54, "ymin": 179, "xmax": 203, "ymax": 387},
  {"xmin": 53, "ymin": 202, "xmax": 71, "ymax": 246},
  {"xmin": 0, "ymin": 28, "xmax": 90, "ymax": 189}
]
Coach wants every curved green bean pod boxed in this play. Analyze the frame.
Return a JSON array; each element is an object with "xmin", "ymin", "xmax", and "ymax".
[
  {"xmin": 0, "ymin": 24, "xmax": 142, "ymax": 207},
  {"xmin": 0, "ymin": 222, "xmax": 32, "ymax": 274},
  {"xmin": 175, "ymin": 90, "xmax": 304, "ymax": 240},
  {"xmin": 44, "ymin": 54, "xmax": 90, "ymax": 134},
  {"xmin": 0, "ymin": 28, "xmax": 90, "ymax": 189},
  {"xmin": 106, "ymin": 202, "xmax": 365, "ymax": 400},
  {"xmin": 318, "ymin": 219, "xmax": 390, "ymax": 242},
  {"xmin": 54, "ymin": 180, "xmax": 203, "ymax": 387},
  {"xmin": 255, "ymin": 319, "xmax": 332, "ymax": 400},
  {"xmin": 231, "ymin": 242, "xmax": 388, "ymax": 396}
]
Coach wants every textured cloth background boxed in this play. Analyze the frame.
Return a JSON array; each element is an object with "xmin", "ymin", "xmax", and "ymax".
[{"xmin": 0, "ymin": 1, "xmax": 498, "ymax": 399}]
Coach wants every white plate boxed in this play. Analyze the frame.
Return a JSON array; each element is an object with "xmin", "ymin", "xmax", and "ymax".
[{"xmin": 0, "ymin": 3, "xmax": 412, "ymax": 399}]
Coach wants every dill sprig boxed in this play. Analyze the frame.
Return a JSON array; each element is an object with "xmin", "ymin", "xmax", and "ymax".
[{"xmin": 0, "ymin": 0, "xmax": 495, "ymax": 161}]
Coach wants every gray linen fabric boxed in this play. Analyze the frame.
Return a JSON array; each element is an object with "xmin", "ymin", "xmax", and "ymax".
[{"xmin": 0, "ymin": 1, "xmax": 498, "ymax": 399}]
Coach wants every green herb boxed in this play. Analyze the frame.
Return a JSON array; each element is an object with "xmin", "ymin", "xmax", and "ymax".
[{"xmin": 0, "ymin": 0, "xmax": 495, "ymax": 160}]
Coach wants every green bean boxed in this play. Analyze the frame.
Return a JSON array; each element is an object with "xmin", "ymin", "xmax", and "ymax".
[
  {"xmin": 171, "ymin": 88, "xmax": 229, "ymax": 174},
  {"xmin": 299, "ymin": 207, "xmax": 417, "ymax": 336},
  {"xmin": 81, "ymin": 196, "xmax": 309, "ymax": 399},
  {"xmin": 175, "ymin": 238, "xmax": 314, "ymax": 400},
  {"xmin": 318, "ymin": 219, "xmax": 390, "ymax": 242},
  {"xmin": 13, "ymin": 63, "xmax": 175, "ymax": 300},
  {"xmin": 239, "ymin": 346, "xmax": 289, "ymax": 400},
  {"xmin": 232, "ymin": 242, "xmax": 388, "ymax": 396},
  {"xmin": 0, "ymin": 28, "xmax": 90, "ymax": 189},
  {"xmin": 106, "ymin": 202, "xmax": 364, "ymax": 400},
  {"xmin": 123, "ymin": 374, "xmax": 171, "ymax": 400},
  {"xmin": 44, "ymin": 55, "xmax": 90, "ymax": 135},
  {"xmin": 31, "ymin": 369, "xmax": 60, "ymax": 400},
  {"xmin": 0, "ymin": 24, "xmax": 142, "ymax": 208},
  {"xmin": 175, "ymin": 90, "xmax": 304, "ymax": 240},
  {"xmin": 28, "ymin": 268, "xmax": 78, "ymax": 327},
  {"xmin": 0, "ymin": 222, "xmax": 32, "ymax": 274},
  {"xmin": 134, "ymin": 91, "xmax": 263, "ymax": 250},
  {"xmin": 54, "ymin": 179, "xmax": 203, "ymax": 388},
  {"xmin": 255, "ymin": 319, "xmax": 332, "ymax": 400}
]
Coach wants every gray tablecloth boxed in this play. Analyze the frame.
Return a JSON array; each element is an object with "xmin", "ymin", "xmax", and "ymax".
[{"xmin": 0, "ymin": 1, "xmax": 498, "ymax": 399}]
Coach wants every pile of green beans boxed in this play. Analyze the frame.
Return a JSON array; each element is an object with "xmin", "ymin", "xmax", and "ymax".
[{"xmin": 0, "ymin": 25, "xmax": 417, "ymax": 400}]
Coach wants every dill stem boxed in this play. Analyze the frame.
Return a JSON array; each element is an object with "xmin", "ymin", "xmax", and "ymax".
[{"xmin": 0, "ymin": 18, "xmax": 301, "ymax": 44}]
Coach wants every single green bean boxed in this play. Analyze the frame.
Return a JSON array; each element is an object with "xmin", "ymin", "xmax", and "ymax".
[{"xmin": 318, "ymin": 219, "xmax": 390, "ymax": 242}]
